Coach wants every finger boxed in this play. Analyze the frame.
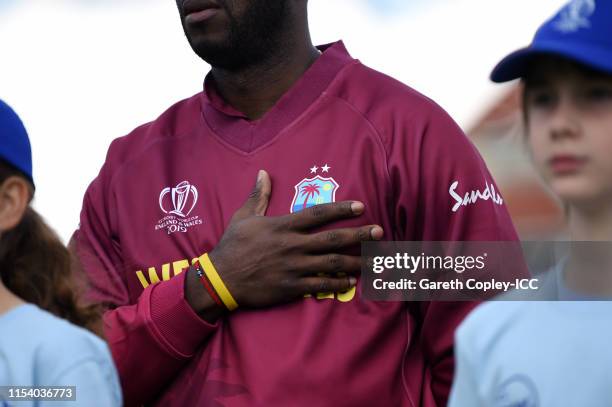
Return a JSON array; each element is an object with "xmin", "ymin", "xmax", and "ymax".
[
  {"xmin": 282, "ymin": 201, "xmax": 365, "ymax": 230},
  {"xmin": 297, "ymin": 254, "xmax": 362, "ymax": 275},
  {"xmin": 233, "ymin": 170, "xmax": 272, "ymax": 221},
  {"xmin": 299, "ymin": 275, "xmax": 358, "ymax": 296},
  {"xmin": 304, "ymin": 225, "xmax": 384, "ymax": 253}
]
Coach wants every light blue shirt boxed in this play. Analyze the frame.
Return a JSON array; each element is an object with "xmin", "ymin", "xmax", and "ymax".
[
  {"xmin": 0, "ymin": 304, "xmax": 122, "ymax": 407},
  {"xmin": 449, "ymin": 298, "xmax": 612, "ymax": 407}
]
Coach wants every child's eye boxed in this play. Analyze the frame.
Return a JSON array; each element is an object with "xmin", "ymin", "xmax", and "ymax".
[
  {"xmin": 528, "ymin": 90, "xmax": 556, "ymax": 108},
  {"xmin": 583, "ymin": 86, "xmax": 612, "ymax": 103}
]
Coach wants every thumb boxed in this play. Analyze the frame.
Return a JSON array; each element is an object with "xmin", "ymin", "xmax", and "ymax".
[{"xmin": 235, "ymin": 170, "xmax": 271, "ymax": 220}]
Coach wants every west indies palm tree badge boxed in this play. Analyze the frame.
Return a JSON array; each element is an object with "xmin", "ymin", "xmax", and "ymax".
[{"xmin": 290, "ymin": 164, "xmax": 339, "ymax": 213}]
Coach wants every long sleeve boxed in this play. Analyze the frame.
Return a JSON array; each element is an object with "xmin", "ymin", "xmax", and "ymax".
[
  {"xmin": 70, "ymin": 151, "xmax": 218, "ymax": 407},
  {"xmin": 386, "ymin": 100, "xmax": 520, "ymax": 406}
]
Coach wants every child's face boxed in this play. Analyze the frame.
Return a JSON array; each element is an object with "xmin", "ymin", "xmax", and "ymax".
[{"xmin": 525, "ymin": 58, "xmax": 612, "ymax": 207}]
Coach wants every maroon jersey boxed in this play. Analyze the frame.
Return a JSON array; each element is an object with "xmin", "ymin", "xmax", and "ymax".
[{"xmin": 72, "ymin": 42, "xmax": 518, "ymax": 407}]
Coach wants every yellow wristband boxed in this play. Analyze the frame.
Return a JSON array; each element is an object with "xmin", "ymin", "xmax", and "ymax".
[{"xmin": 199, "ymin": 253, "xmax": 239, "ymax": 311}]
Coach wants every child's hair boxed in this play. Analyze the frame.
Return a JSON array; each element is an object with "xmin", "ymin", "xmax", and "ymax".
[{"xmin": 0, "ymin": 160, "xmax": 101, "ymax": 334}]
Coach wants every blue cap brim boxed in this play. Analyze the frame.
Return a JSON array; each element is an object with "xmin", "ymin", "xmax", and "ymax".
[{"xmin": 491, "ymin": 40, "xmax": 612, "ymax": 83}]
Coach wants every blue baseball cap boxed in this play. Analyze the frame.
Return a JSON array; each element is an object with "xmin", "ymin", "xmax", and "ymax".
[
  {"xmin": 0, "ymin": 99, "xmax": 34, "ymax": 185},
  {"xmin": 491, "ymin": 0, "xmax": 612, "ymax": 83}
]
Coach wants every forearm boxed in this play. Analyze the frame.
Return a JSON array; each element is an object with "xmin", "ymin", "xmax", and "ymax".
[
  {"xmin": 104, "ymin": 271, "xmax": 218, "ymax": 406},
  {"xmin": 184, "ymin": 265, "xmax": 226, "ymax": 323}
]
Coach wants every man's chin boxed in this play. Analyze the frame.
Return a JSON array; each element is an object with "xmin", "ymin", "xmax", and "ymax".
[
  {"xmin": 189, "ymin": 37, "xmax": 232, "ymax": 62},
  {"xmin": 193, "ymin": 46, "xmax": 244, "ymax": 70}
]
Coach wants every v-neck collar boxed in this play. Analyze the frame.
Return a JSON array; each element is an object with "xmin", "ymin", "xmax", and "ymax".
[{"xmin": 200, "ymin": 41, "xmax": 355, "ymax": 154}]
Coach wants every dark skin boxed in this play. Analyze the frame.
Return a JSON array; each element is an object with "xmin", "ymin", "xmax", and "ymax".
[
  {"xmin": 176, "ymin": 0, "xmax": 320, "ymax": 119},
  {"xmin": 186, "ymin": 172, "xmax": 384, "ymax": 322},
  {"xmin": 175, "ymin": 1, "xmax": 383, "ymax": 322}
]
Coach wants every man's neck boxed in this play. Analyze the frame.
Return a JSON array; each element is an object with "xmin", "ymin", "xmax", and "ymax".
[{"xmin": 210, "ymin": 38, "xmax": 320, "ymax": 120}]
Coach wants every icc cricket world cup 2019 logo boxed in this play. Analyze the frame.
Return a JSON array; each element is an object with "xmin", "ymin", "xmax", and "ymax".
[
  {"xmin": 156, "ymin": 181, "xmax": 203, "ymax": 234},
  {"xmin": 159, "ymin": 180, "xmax": 198, "ymax": 217}
]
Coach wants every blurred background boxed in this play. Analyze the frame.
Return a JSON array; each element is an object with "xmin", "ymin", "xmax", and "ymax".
[{"xmin": 0, "ymin": 0, "xmax": 567, "ymax": 242}]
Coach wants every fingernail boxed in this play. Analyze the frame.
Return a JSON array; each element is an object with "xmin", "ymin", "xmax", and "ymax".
[
  {"xmin": 349, "ymin": 277, "xmax": 357, "ymax": 286},
  {"xmin": 371, "ymin": 226, "xmax": 384, "ymax": 240},
  {"xmin": 351, "ymin": 201, "xmax": 364, "ymax": 214},
  {"xmin": 257, "ymin": 170, "xmax": 264, "ymax": 183}
]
